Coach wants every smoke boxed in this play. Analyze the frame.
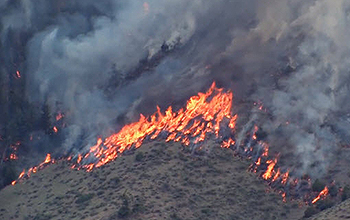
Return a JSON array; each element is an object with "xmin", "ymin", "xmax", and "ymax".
[
  {"xmin": 1, "ymin": 0, "xmax": 350, "ymax": 177},
  {"xmin": 258, "ymin": 0, "xmax": 350, "ymax": 176}
]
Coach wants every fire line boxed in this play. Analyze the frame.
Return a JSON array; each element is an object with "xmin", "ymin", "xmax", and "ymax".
[{"xmin": 10, "ymin": 82, "xmax": 332, "ymax": 205}]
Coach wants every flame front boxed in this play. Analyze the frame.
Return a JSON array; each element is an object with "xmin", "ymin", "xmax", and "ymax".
[
  {"xmin": 9, "ymin": 82, "xmax": 335, "ymax": 206},
  {"xmin": 82, "ymin": 82, "xmax": 235, "ymax": 170},
  {"xmin": 11, "ymin": 154, "xmax": 53, "ymax": 185}
]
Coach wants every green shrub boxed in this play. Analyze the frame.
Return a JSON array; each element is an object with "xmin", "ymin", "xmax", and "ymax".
[
  {"xmin": 303, "ymin": 207, "xmax": 319, "ymax": 218},
  {"xmin": 316, "ymin": 198, "xmax": 335, "ymax": 211},
  {"xmin": 135, "ymin": 152, "xmax": 144, "ymax": 162},
  {"xmin": 33, "ymin": 213, "xmax": 53, "ymax": 220},
  {"xmin": 1, "ymin": 163, "xmax": 17, "ymax": 186},
  {"xmin": 328, "ymin": 185, "xmax": 338, "ymax": 197},
  {"xmin": 342, "ymin": 185, "xmax": 350, "ymax": 201},
  {"xmin": 75, "ymin": 193, "xmax": 94, "ymax": 204},
  {"xmin": 132, "ymin": 200, "xmax": 145, "ymax": 213},
  {"xmin": 110, "ymin": 176, "xmax": 120, "ymax": 185},
  {"xmin": 312, "ymin": 179, "xmax": 325, "ymax": 192},
  {"xmin": 118, "ymin": 191, "xmax": 131, "ymax": 218},
  {"xmin": 118, "ymin": 205, "xmax": 130, "ymax": 218},
  {"xmin": 170, "ymin": 213, "xmax": 182, "ymax": 220}
]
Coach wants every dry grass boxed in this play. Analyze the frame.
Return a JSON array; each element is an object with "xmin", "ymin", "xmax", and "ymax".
[
  {"xmin": 308, "ymin": 199, "xmax": 350, "ymax": 220},
  {"xmin": 0, "ymin": 141, "xmax": 305, "ymax": 220}
]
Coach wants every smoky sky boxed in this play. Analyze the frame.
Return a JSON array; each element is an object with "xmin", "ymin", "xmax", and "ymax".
[{"xmin": 1, "ymin": 0, "xmax": 350, "ymax": 177}]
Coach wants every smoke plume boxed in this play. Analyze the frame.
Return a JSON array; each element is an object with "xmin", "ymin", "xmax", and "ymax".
[{"xmin": 1, "ymin": 0, "xmax": 350, "ymax": 177}]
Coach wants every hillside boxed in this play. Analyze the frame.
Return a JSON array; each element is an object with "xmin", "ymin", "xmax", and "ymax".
[
  {"xmin": 309, "ymin": 198, "xmax": 350, "ymax": 220},
  {"xmin": 0, "ymin": 141, "xmax": 305, "ymax": 220}
]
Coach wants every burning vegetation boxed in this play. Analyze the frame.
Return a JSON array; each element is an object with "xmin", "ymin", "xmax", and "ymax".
[
  {"xmin": 1, "ymin": 1, "xmax": 350, "ymax": 219},
  {"xmin": 9, "ymin": 82, "xmax": 345, "ymax": 212}
]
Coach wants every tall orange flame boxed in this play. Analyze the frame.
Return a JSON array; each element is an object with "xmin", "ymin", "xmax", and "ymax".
[
  {"xmin": 262, "ymin": 158, "xmax": 277, "ymax": 180},
  {"xmin": 43, "ymin": 154, "xmax": 51, "ymax": 163},
  {"xmin": 81, "ymin": 82, "xmax": 236, "ymax": 170},
  {"xmin": 9, "ymin": 82, "xmax": 336, "ymax": 206}
]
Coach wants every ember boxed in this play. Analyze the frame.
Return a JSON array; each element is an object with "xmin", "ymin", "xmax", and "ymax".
[
  {"xmin": 56, "ymin": 112, "xmax": 64, "ymax": 121},
  {"xmin": 9, "ymin": 153, "xmax": 18, "ymax": 160},
  {"xmin": 16, "ymin": 70, "xmax": 21, "ymax": 78}
]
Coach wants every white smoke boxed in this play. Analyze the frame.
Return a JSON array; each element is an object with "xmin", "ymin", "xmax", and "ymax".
[{"xmin": 1, "ymin": 0, "xmax": 350, "ymax": 177}]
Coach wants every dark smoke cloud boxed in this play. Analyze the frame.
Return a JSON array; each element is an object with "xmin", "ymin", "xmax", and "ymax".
[{"xmin": 1, "ymin": 0, "xmax": 350, "ymax": 177}]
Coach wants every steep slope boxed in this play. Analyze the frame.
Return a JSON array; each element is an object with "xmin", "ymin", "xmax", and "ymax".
[
  {"xmin": 0, "ymin": 141, "xmax": 304, "ymax": 220},
  {"xmin": 309, "ymin": 199, "xmax": 350, "ymax": 220}
]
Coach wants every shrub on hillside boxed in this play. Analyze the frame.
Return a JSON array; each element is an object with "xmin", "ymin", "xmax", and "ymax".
[
  {"xmin": 312, "ymin": 179, "xmax": 325, "ymax": 192},
  {"xmin": 135, "ymin": 152, "xmax": 144, "ymax": 162},
  {"xmin": 1, "ymin": 163, "xmax": 17, "ymax": 187},
  {"xmin": 75, "ymin": 193, "xmax": 94, "ymax": 204},
  {"xmin": 303, "ymin": 207, "xmax": 319, "ymax": 218},
  {"xmin": 342, "ymin": 185, "xmax": 350, "ymax": 201},
  {"xmin": 316, "ymin": 198, "xmax": 335, "ymax": 211}
]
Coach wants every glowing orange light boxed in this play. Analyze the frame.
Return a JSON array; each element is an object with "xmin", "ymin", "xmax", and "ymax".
[
  {"xmin": 262, "ymin": 158, "xmax": 277, "ymax": 180},
  {"xmin": 143, "ymin": 2, "xmax": 149, "ymax": 14},
  {"xmin": 262, "ymin": 143, "xmax": 269, "ymax": 157},
  {"xmin": 44, "ymin": 154, "xmax": 51, "ymax": 163},
  {"xmin": 56, "ymin": 112, "xmax": 64, "ymax": 121},
  {"xmin": 272, "ymin": 168, "xmax": 281, "ymax": 182},
  {"xmin": 282, "ymin": 192, "xmax": 286, "ymax": 202},
  {"xmin": 9, "ymin": 153, "xmax": 18, "ymax": 160},
  {"xmin": 281, "ymin": 170, "xmax": 289, "ymax": 185},
  {"xmin": 312, "ymin": 186, "xmax": 329, "ymax": 204},
  {"xmin": 77, "ymin": 154, "xmax": 82, "ymax": 164},
  {"xmin": 84, "ymin": 82, "xmax": 236, "ymax": 169},
  {"xmin": 256, "ymin": 157, "xmax": 261, "ymax": 166}
]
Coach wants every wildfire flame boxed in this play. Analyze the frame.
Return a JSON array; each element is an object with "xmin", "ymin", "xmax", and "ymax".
[
  {"xmin": 11, "ymin": 170, "xmax": 25, "ymax": 185},
  {"xmin": 43, "ymin": 154, "xmax": 51, "ymax": 163},
  {"xmin": 79, "ymin": 82, "xmax": 235, "ymax": 171},
  {"xmin": 56, "ymin": 112, "xmax": 64, "ymax": 121},
  {"xmin": 262, "ymin": 158, "xmax": 277, "ymax": 180},
  {"xmin": 9, "ymin": 82, "xmax": 334, "ymax": 205},
  {"xmin": 312, "ymin": 186, "xmax": 329, "ymax": 204},
  {"xmin": 11, "ymin": 154, "xmax": 53, "ymax": 185},
  {"xmin": 16, "ymin": 70, "xmax": 21, "ymax": 78},
  {"xmin": 9, "ymin": 153, "xmax": 18, "ymax": 160}
]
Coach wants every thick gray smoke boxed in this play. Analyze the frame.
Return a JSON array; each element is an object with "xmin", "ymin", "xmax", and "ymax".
[{"xmin": 1, "ymin": 0, "xmax": 350, "ymax": 177}]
